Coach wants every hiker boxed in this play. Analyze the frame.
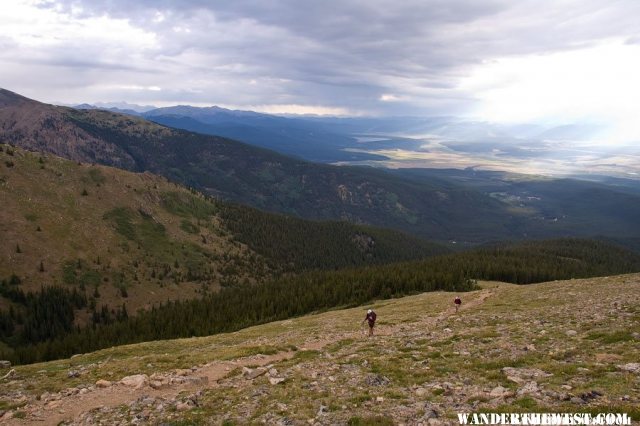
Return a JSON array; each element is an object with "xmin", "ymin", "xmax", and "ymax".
[
  {"xmin": 454, "ymin": 296, "xmax": 462, "ymax": 313},
  {"xmin": 362, "ymin": 309, "xmax": 377, "ymax": 336}
]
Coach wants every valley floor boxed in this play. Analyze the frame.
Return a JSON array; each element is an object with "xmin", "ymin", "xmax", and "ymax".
[{"xmin": 1, "ymin": 274, "xmax": 639, "ymax": 425}]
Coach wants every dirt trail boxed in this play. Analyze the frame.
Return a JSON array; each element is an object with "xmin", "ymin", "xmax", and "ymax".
[
  {"xmin": 7, "ymin": 340, "xmax": 331, "ymax": 425},
  {"xmin": 6, "ymin": 290, "xmax": 494, "ymax": 425}
]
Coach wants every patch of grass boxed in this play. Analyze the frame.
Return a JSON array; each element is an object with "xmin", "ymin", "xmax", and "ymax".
[
  {"xmin": 180, "ymin": 219, "xmax": 199, "ymax": 234},
  {"xmin": 104, "ymin": 207, "xmax": 136, "ymax": 240},
  {"xmin": 514, "ymin": 396, "xmax": 539, "ymax": 410},
  {"xmin": 327, "ymin": 338, "xmax": 355, "ymax": 353},
  {"xmin": 293, "ymin": 350, "xmax": 321, "ymax": 361},
  {"xmin": 585, "ymin": 331, "xmax": 634, "ymax": 344},
  {"xmin": 88, "ymin": 168, "xmax": 106, "ymax": 184},
  {"xmin": 161, "ymin": 191, "xmax": 217, "ymax": 220},
  {"xmin": 13, "ymin": 410, "xmax": 27, "ymax": 419}
]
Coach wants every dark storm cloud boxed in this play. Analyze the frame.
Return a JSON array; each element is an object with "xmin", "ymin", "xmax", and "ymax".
[{"xmin": 14, "ymin": 0, "xmax": 640, "ymax": 114}]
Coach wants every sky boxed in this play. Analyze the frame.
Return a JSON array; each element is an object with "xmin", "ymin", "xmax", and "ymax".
[{"xmin": 2, "ymin": 0, "xmax": 640, "ymax": 143}]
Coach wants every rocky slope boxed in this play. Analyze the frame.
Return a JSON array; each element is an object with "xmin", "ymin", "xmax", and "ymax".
[{"xmin": 1, "ymin": 274, "xmax": 638, "ymax": 425}]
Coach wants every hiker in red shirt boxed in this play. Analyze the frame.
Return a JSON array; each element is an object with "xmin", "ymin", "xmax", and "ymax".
[
  {"xmin": 454, "ymin": 296, "xmax": 462, "ymax": 313},
  {"xmin": 362, "ymin": 309, "xmax": 377, "ymax": 336}
]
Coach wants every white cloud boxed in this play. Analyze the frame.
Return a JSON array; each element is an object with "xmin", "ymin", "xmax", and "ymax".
[{"xmin": 461, "ymin": 39, "xmax": 640, "ymax": 143}]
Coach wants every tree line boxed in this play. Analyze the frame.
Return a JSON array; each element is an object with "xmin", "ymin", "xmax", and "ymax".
[{"xmin": 2, "ymin": 238, "xmax": 639, "ymax": 364}]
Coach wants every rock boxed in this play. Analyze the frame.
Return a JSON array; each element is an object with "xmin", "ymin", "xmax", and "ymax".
[
  {"xmin": 517, "ymin": 381, "xmax": 539, "ymax": 396},
  {"xmin": 415, "ymin": 387, "xmax": 428, "ymax": 397},
  {"xmin": 317, "ymin": 405, "xmax": 328, "ymax": 416},
  {"xmin": 566, "ymin": 330, "xmax": 577, "ymax": 337},
  {"xmin": 561, "ymin": 385, "xmax": 572, "ymax": 390},
  {"xmin": 120, "ymin": 374, "xmax": 149, "ymax": 389},
  {"xmin": 96, "ymin": 379, "xmax": 112, "ymax": 388},
  {"xmin": 524, "ymin": 345, "xmax": 536, "ymax": 352},
  {"xmin": 67, "ymin": 370, "xmax": 81, "ymax": 378},
  {"xmin": 502, "ymin": 367, "xmax": 551, "ymax": 384},
  {"xmin": 580, "ymin": 390, "xmax": 603, "ymax": 402},
  {"xmin": 246, "ymin": 367, "xmax": 267, "ymax": 380},
  {"xmin": 149, "ymin": 380, "xmax": 165, "ymax": 389},
  {"xmin": 617, "ymin": 363, "xmax": 640, "ymax": 373},
  {"xmin": 0, "ymin": 360, "xmax": 11, "ymax": 368},
  {"xmin": 269, "ymin": 377, "xmax": 286, "ymax": 385},
  {"xmin": 570, "ymin": 397, "xmax": 584, "ymax": 404},
  {"xmin": 365, "ymin": 374, "xmax": 390, "ymax": 386},
  {"xmin": 176, "ymin": 402, "xmax": 192, "ymax": 412},
  {"xmin": 489, "ymin": 386, "xmax": 509, "ymax": 398},
  {"xmin": 376, "ymin": 396, "xmax": 384, "ymax": 403},
  {"xmin": 79, "ymin": 388, "xmax": 90, "ymax": 395},
  {"xmin": 268, "ymin": 368, "xmax": 279, "ymax": 377},
  {"xmin": 423, "ymin": 406, "xmax": 439, "ymax": 420}
]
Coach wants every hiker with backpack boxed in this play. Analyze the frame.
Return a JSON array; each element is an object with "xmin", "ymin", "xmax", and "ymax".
[
  {"xmin": 454, "ymin": 296, "xmax": 462, "ymax": 313},
  {"xmin": 362, "ymin": 309, "xmax": 377, "ymax": 336}
]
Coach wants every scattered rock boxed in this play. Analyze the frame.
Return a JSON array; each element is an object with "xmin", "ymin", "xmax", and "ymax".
[
  {"xmin": 120, "ymin": 374, "xmax": 149, "ymax": 389},
  {"xmin": 0, "ymin": 360, "xmax": 11, "ymax": 369},
  {"xmin": 317, "ymin": 405, "xmax": 328, "ymax": 416},
  {"xmin": 517, "ymin": 381, "xmax": 539, "ymax": 396},
  {"xmin": 96, "ymin": 379, "xmax": 112, "ymax": 388},
  {"xmin": 376, "ymin": 396, "xmax": 384, "ymax": 403},
  {"xmin": 415, "ymin": 387, "xmax": 428, "ymax": 397},
  {"xmin": 67, "ymin": 370, "xmax": 81, "ymax": 378},
  {"xmin": 566, "ymin": 330, "xmax": 578, "ymax": 337},
  {"xmin": 423, "ymin": 404, "xmax": 439, "ymax": 420},
  {"xmin": 489, "ymin": 386, "xmax": 509, "ymax": 398},
  {"xmin": 269, "ymin": 377, "xmax": 286, "ymax": 385},
  {"xmin": 245, "ymin": 367, "xmax": 267, "ymax": 380},
  {"xmin": 617, "ymin": 363, "xmax": 640, "ymax": 373},
  {"xmin": 502, "ymin": 367, "xmax": 551, "ymax": 384},
  {"xmin": 580, "ymin": 390, "xmax": 603, "ymax": 402},
  {"xmin": 176, "ymin": 402, "xmax": 192, "ymax": 411},
  {"xmin": 268, "ymin": 368, "xmax": 279, "ymax": 377},
  {"xmin": 365, "ymin": 374, "xmax": 390, "ymax": 386}
]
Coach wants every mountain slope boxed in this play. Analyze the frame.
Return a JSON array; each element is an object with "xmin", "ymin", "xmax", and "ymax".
[
  {"xmin": 1, "ymin": 274, "xmax": 638, "ymax": 424},
  {"xmin": 0, "ymin": 145, "xmax": 446, "ymax": 315},
  {"xmin": 0, "ymin": 88, "xmax": 521, "ymax": 243},
  {"xmin": 3, "ymin": 89, "xmax": 640, "ymax": 244}
]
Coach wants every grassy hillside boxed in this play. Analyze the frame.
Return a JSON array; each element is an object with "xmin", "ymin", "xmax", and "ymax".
[
  {"xmin": 0, "ymin": 145, "xmax": 446, "ymax": 322},
  {"xmin": 0, "ymin": 274, "xmax": 638, "ymax": 424}
]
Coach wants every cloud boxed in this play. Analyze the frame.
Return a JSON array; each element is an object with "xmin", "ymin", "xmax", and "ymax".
[{"xmin": 2, "ymin": 0, "xmax": 640, "ymax": 126}]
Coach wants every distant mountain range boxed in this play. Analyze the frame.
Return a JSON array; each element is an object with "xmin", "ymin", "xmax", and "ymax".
[{"xmin": 3, "ymin": 88, "xmax": 640, "ymax": 244}]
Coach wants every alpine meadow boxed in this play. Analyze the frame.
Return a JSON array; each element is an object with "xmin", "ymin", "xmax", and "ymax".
[{"xmin": 1, "ymin": 1, "xmax": 640, "ymax": 425}]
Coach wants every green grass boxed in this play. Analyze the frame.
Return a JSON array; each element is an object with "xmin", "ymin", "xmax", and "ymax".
[{"xmin": 585, "ymin": 331, "xmax": 635, "ymax": 344}]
